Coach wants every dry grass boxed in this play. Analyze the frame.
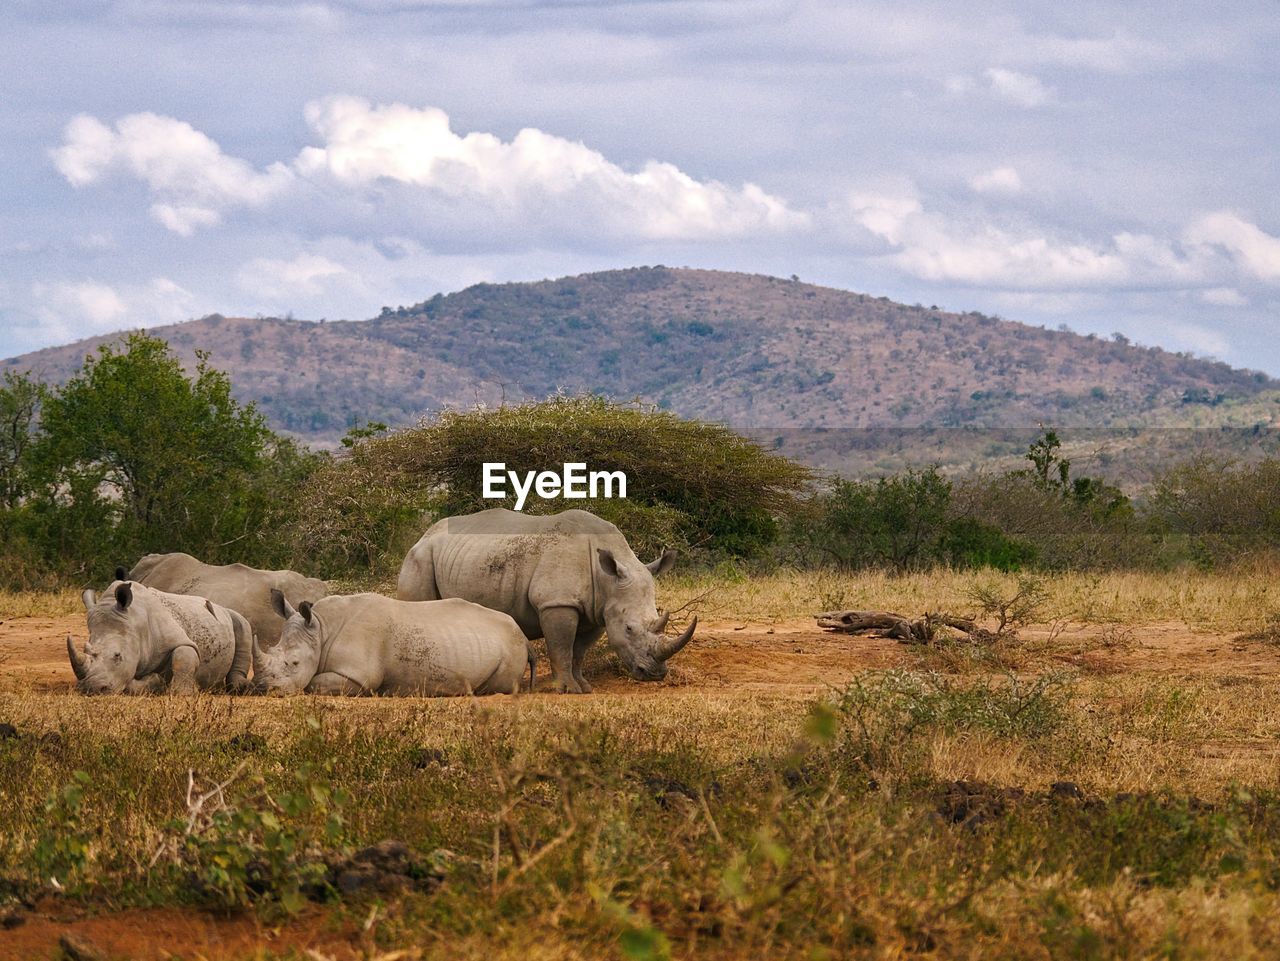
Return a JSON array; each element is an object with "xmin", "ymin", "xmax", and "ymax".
[
  {"xmin": 8, "ymin": 568, "xmax": 1280, "ymax": 958},
  {"xmin": 666, "ymin": 565, "xmax": 1280, "ymax": 632},
  {"xmin": 0, "ymin": 587, "xmax": 82, "ymax": 618}
]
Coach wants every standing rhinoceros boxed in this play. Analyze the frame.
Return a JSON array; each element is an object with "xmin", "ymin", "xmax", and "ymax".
[
  {"xmin": 67, "ymin": 581, "xmax": 252, "ymax": 695},
  {"xmin": 123, "ymin": 553, "xmax": 327, "ymax": 646},
  {"xmin": 252, "ymin": 591, "xmax": 534, "ymax": 696},
  {"xmin": 396, "ymin": 508, "xmax": 696, "ymax": 694}
]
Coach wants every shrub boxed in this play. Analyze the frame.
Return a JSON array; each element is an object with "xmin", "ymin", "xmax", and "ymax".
[
  {"xmin": 291, "ymin": 394, "xmax": 814, "ymax": 573},
  {"xmin": 31, "ymin": 770, "xmax": 94, "ymax": 893},
  {"xmin": 822, "ymin": 670, "xmax": 1075, "ymax": 788},
  {"xmin": 4, "ymin": 333, "xmax": 323, "ymax": 583},
  {"xmin": 1150, "ymin": 455, "xmax": 1280, "ymax": 566},
  {"xmin": 950, "ymin": 473, "xmax": 1147, "ymax": 570},
  {"xmin": 787, "ymin": 467, "xmax": 952, "ymax": 572},
  {"xmin": 787, "ymin": 467, "xmax": 1033, "ymax": 573}
]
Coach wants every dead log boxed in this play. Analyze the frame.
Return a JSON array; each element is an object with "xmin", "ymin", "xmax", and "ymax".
[
  {"xmin": 815, "ymin": 610, "xmax": 1002, "ymax": 645},
  {"xmin": 815, "ymin": 610, "xmax": 930, "ymax": 642}
]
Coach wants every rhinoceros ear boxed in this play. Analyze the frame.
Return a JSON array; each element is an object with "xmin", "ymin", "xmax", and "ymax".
[
  {"xmin": 115, "ymin": 582, "xmax": 133, "ymax": 611},
  {"xmin": 645, "ymin": 549, "xmax": 678, "ymax": 578},
  {"xmin": 597, "ymin": 548, "xmax": 622, "ymax": 579},
  {"xmin": 299, "ymin": 601, "xmax": 314, "ymax": 626},
  {"xmin": 270, "ymin": 588, "xmax": 296, "ymax": 621},
  {"xmin": 114, "ymin": 566, "xmax": 127, "ymax": 582}
]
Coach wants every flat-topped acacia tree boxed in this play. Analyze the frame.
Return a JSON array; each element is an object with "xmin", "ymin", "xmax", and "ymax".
[{"xmin": 293, "ymin": 394, "xmax": 815, "ymax": 575}]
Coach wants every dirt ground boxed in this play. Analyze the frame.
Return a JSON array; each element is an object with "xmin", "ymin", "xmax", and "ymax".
[
  {"xmin": 2, "ymin": 612, "xmax": 1277, "ymax": 960},
  {"xmin": 8, "ymin": 613, "xmax": 1276, "ymax": 697}
]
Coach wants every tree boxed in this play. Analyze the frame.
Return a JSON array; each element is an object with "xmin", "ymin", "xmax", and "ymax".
[
  {"xmin": 794, "ymin": 468, "xmax": 953, "ymax": 573},
  {"xmin": 292, "ymin": 394, "xmax": 814, "ymax": 573},
  {"xmin": 0, "ymin": 371, "xmax": 45, "ymax": 511},
  {"xmin": 30, "ymin": 333, "xmax": 288, "ymax": 571}
]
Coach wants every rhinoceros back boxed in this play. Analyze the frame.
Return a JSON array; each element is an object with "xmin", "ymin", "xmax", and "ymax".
[
  {"xmin": 399, "ymin": 509, "xmax": 636, "ymax": 638},
  {"xmin": 129, "ymin": 553, "xmax": 326, "ymax": 646},
  {"xmin": 317, "ymin": 593, "xmax": 529, "ymax": 695}
]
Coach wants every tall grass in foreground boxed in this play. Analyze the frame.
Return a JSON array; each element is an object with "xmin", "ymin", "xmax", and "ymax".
[{"xmin": 4, "ymin": 670, "xmax": 1280, "ymax": 958}]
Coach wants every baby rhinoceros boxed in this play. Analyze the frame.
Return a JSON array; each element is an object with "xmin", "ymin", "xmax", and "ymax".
[
  {"xmin": 67, "ymin": 581, "xmax": 252, "ymax": 695},
  {"xmin": 253, "ymin": 591, "xmax": 535, "ymax": 697}
]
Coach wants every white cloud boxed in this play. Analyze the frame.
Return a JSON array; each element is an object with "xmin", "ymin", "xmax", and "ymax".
[
  {"xmin": 969, "ymin": 165, "xmax": 1023, "ymax": 195},
  {"xmin": 1200, "ymin": 286, "xmax": 1247, "ymax": 307},
  {"xmin": 236, "ymin": 253, "xmax": 353, "ymax": 300},
  {"xmin": 1185, "ymin": 211, "xmax": 1280, "ymax": 282},
  {"xmin": 1167, "ymin": 322, "xmax": 1230, "ymax": 358},
  {"xmin": 844, "ymin": 191, "xmax": 1224, "ymax": 291},
  {"xmin": 296, "ymin": 96, "xmax": 806, "ymax": 240},
  {"xmin": 28, "ymin": 277, "xmax": 196, "ymax": 346},
  {"xmin": 51, "ymin": 112, "xmax": 294, "ymax": 232},
  {"xmin": 52, "ymin": 98, "xmax": 806, "ymax": 242},
  {"xmin": 1016, "ymin": 30, "xmax": 1168, "ymax": 73},
  {"xmin": 985, "ymin": 68, "xmax": 1052, "ymax": 108},
  {"xmin": 847, "ymin": 191, "xmax": 1127, "ymax": 287},
  {"xmin": 41, "ymin": 281, "xmax": 127, "ymax": 329}
]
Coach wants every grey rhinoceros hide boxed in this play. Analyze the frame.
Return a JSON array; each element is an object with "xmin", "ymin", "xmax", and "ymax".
[
  {"xmin": 125, "ymin": 552, "xmax": 327, "ymax": 646},
  {"xmin": 395, "ymin": 508, "xmax": 695, "ymax": 694},
  {"xmin": 253, "ymin": 591, "xmax": 533, "ymax": 697},
  {"xmin": 67, "ymin": 581, "xmax": 252, "ymax": 695}
]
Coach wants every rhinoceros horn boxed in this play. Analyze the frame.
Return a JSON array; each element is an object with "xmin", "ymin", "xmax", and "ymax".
[
  {"xmin": 651, "ymin": 611, "xmax": 670, "ymax": 634},
  {"xmin": 67, "ymin": 635, "xmax": 87, "ymax": 681},
  {"xmin": 655, "ymin": 616, "xmax": 697, "ymax": 661}
]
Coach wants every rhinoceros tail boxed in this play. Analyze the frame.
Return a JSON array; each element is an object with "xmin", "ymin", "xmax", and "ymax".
[
  {"xmin": 227, "ymin": 610, "xmax": 253, "ymax": 692},
  {"xmin": 526, "ymin": 643, "xmax": 537, "ymax": 693}
]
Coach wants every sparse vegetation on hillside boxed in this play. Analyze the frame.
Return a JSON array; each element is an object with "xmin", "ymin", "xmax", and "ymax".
[{"xmin": 6, "ymin": 268, "xmax": 1276, "ymax": 449}]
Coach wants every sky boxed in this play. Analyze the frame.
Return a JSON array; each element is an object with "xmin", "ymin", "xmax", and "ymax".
[{"xmin": 2, "ymin": 0, "xmax": 1279, "ymax": 372}]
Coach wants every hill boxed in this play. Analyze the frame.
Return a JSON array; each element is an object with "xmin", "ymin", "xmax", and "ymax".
[{"xmin": 7, "ymin": 267, "xmax": 1279, "ymax": 473}]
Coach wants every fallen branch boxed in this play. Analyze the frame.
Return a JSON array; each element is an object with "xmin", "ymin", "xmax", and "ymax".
[{"xmin": 815, "ymin": 610, "xmax": 1000, "ymax": 645}]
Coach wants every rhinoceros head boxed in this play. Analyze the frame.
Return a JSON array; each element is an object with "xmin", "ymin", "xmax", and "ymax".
[
  {"xmin": 253, "ymin": 589, "xmax": 322, "ymax": 694},
  {"xmin": 596, "ymin": 547, "xmax": 696, "ymax": 681},
  {"xmin": 68, "ymin": 583, "xmax": 142, "ymax": 694}
]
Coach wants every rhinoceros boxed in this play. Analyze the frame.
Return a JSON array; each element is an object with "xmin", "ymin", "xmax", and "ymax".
[
  {"xmin": 123, "ymin": 553, "xmax": 327, "ymax": 646},
  {"xmin": 251, "ymin": 591, "xmax": 534, "ymax": 696},
  {"xmin": 396, "ymin": 508, "xmax": 696, "ymax": 693},
  {"xmin": 67, "ymin": 581, "xmax": 252, "ymax": 695}
]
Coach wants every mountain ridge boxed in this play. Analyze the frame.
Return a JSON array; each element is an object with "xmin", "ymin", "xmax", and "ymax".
[{"xmin": 6, "ymin": 266, "xmax": 1277, "ymax": 447}]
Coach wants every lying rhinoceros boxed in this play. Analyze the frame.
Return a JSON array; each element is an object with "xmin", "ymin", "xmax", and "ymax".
[
  {"xmin": 251, "ymin": 590, "xmax": 534, "ymax": 696},
  {"xmin": 396, "ymin": 508, "xmax": 696, "ymax": 693},
  {"xmin": 123, "ymin": 552, "xmax": 327, "ymax": 646},
  {"xmin": 67, "ymin": 581, "xmax": 252, "ymax": 695}
]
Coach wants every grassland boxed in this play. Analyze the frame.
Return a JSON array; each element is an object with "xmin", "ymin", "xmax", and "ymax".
[{"xmin": 4, "ymin": 568, "xmax": 1280, "ymax": 959}]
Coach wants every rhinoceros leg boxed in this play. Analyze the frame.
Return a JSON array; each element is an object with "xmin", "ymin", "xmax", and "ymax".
[
  {"xmin": 540, "ymin": 607, "xmax": 586, "ymax": 694},
  {"xmin": 124, "ymin": 673, "xmax": 167, "ymax": 695},
  {"xmin": 169, "ymin": 646, "xmax": 201, "ymax": 695},
  {"xmin": 572, "ymin": 626, "xmax": 603, "ymax": 694},
  {"xmin": 306, "ymin": 672, "xmax": 369, "ymax": 696}
]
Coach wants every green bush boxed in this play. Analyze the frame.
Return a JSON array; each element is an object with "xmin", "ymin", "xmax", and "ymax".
[
  {"xmin": 940, "ymin": 516, "xmax": 1035, "ymax": 570},
  {"xmin": 291, "ymin": 394, "xmax": 814, "ymax": 573},
  {"xmin": 175, "ymin": 761, "xmax": 349, "ymax": 915},
  {"xmin": 787, "ymin": 467, "xmax": 952, "ymax": 572},
  {"xmin": 0, "ymin": 334, "xmax": 323, "ymax": 585},
  {"xmin": 31, "ymin": 770, "xmax": 94, "ymax": 894},
  {"xmin": 1150, "ymin": 455, "xmax": 1280, "ymax": 566},
  {"xmin": 786, "ymin": 467, "xmax": 1033, "ymax": 573}
]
